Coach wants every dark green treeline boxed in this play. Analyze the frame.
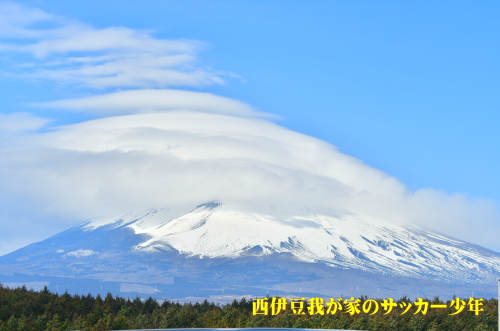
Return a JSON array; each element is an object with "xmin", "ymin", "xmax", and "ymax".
[{"xmin": 0, "ymin": 284, "xmax": 497, "ymax": 331}]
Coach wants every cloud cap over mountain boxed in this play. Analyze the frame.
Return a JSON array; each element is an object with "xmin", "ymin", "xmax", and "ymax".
[{"xmin": 0, "ymin": 110, "xmax": 498, "ymax": 255}]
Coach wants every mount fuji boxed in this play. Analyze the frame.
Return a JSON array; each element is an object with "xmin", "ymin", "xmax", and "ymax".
[{"xmin": 1, "ymin": 201, "xmax": 499, "ymax": 302}]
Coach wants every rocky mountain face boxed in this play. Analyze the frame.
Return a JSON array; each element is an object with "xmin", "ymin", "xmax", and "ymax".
[{"xmin": 1, "ymin": 202, "xmax": 499, "ymax": 302}]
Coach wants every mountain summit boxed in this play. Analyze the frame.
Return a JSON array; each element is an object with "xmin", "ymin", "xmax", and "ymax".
[{"xmin": 1, "ymin": 201, "xmax": 499, "ymax": 301}]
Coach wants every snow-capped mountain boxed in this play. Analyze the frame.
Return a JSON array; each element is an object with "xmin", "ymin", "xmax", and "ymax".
[
  {"xmin": 81, "ymin": 201, "xmax": 500, "ymax": 282},
  {"xmin": 1, "ymin": 201, "xmax": 499, "ymax": 301}
]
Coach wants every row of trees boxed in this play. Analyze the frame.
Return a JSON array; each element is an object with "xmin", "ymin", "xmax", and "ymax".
[{"xmin": 0, "ymin": 283, "xmax": 497, "ymax": 330}]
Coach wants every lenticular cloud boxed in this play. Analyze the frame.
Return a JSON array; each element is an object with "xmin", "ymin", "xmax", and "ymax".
[
  {"xmin": 34, "ymin": 89, "xmax": 274, "ymax": 118},
  {"xmin": 33, "ymin": 110, "xmax": 402, "ymax": 214},
  {"xmin": 1, "ymin": 109, "xmax": 497, "ymax": 252}
]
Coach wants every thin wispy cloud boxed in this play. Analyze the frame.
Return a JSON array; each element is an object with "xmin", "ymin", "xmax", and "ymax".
[
  {"xmin": 0, "ymin": 112, "xmax": 51, "ymax": 149},
  {"xmin": 0, "ymin": 1, "xmax": 224, "ymax": 89},
  {"xmin": 0, "ymin": 112, "xmax": 50, "ymax": 133},
  {"xmin": 33, "ymin": 89, "xmax": 276, "ymax": 118}
]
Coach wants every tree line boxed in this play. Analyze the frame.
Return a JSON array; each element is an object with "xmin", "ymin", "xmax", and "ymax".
[{"xmin": 0, "ymin": 283, "xmax": 497, "ymax": 330}]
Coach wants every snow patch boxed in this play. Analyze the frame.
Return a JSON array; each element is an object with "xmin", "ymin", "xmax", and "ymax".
[{"xmin": 65, "ymin": 249, "xmax": 97, "ymax": 258}]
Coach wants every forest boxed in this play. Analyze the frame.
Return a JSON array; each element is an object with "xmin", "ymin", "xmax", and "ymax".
[{"xmin": 0, "ymin": 283, "xmax": 497, "ymax": 331}]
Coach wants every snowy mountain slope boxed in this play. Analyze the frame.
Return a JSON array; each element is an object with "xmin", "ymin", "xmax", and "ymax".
[
  {"xmin": 77, "ymin": 201, "xmax": 500, "ymax": 284},
  {"xmin": 1, "ymin": 201, "xmax": 499, "ymax": 301}
]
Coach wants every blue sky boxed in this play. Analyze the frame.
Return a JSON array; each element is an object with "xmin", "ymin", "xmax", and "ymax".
[
  {"xmin": 3, "ymin": 0, "xmax": 499, "ymax": 198},
  {"xmin": 0, "ymin": 1, "xmax": 499, "ymax": 254}
]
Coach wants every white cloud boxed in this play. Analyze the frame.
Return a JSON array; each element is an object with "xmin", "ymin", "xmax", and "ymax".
[
  {"xmin": 34, "ymin": 89, "xmax": 276, "ymax": 118},
  {"xmin": 0, "ymin": 2, "xmax": 225, "ymax": 89},
  {"xmin": 0, "ymin": 111, "xmax": 498, "ymax": 254},
  {"xmin": 0, "ymin": 112, "xmax": 50, "ymax": 133},
  {"xmin": 0, "ymin": 2, "xmax": 59, "ymax": 39},
  {"xmin": 0, "ymin": 113, "xmax": 51, "ymax": 149}
]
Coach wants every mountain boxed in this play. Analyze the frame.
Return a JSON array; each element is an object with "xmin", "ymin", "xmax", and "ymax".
[{"xmin": 1, "ymin": 201, "xmax": 499, "ymax": 302}]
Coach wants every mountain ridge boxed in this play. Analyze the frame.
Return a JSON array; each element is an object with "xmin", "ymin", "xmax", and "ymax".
[{"xmin": 1, "ymin": 201, "xmax": 499, "ymax": 301}]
